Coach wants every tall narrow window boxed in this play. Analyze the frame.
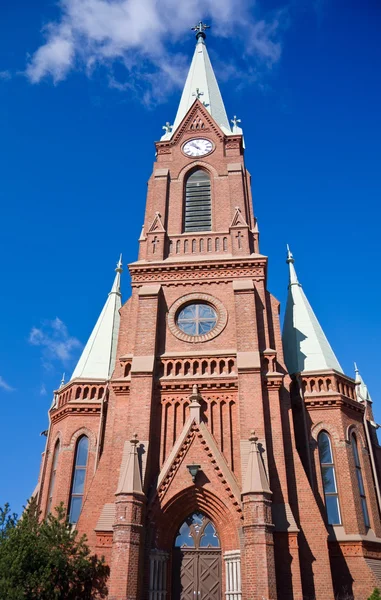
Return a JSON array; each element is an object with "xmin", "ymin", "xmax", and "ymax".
[
  {"xmin": 318, "ymin": 432, "xmax": 341, "ymax": 525},
  {"xmin": 69, "ymin": 436, "xmax": 89, "ymax": 524},
  {"xmin": 46, "ymin": 440, "xmax": 60, "ymax": 515},
  {"xmin": 351, "ymin": 435, "xmax": 370, "ymax": 527},
  {"xmin": 184, "ymin": 170, "xmax": 211, "ymax": 232}
]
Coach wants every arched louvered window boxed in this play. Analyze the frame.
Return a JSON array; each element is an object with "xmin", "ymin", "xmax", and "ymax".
[
  {"xmin": 69, "ymin": 436, "xmax": 89, "ymax": 524},
  {"xmin": 46, "ymin": 440, "xmax": 60, "ymax": 515},
  {"xmin": 351, "ymin": 435, "xmax": 370, "ymax": 527},
  {"xmin": 184, "ymin": 170, "xmax": 211, "ymax": 232},
  {"xmin": 318, "ymin": 432, "xmax": 341, "ymax": 525}
]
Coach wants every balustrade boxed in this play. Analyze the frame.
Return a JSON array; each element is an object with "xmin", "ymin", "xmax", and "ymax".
[
  {"xmin": 168, "ymin": 232, "xmax": 230, "ymax": 258},
  {"xmin": 160, "ymin": 356, "xmax": 236, "ymax": 378}
]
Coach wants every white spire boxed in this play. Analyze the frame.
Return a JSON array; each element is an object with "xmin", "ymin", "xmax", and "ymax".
[
  {"xmin": 161, "ymin": 23, "xmax": 232, "ymax": 140},
  {"xmin": 71, "ymin": 256, "xmax": 123, "ymax": 381},
  {"xmin": 282, "ymin": 246, "xmax": 343, "ymax": 376},
  {"xmin": 354, "ymin": 363, "xmax": 372, "ymax": 403}
]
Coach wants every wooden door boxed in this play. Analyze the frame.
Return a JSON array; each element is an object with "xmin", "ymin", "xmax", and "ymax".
[
  {"xmin": 172, "ymin": 549, "xmax": 221, "ymax": 600},
  {"xmin": 198, "ymin": 551, "xmax": 221, "ymax": 600},
  {"xmin": 172, "ymin": 513, "xmax": 221, "ymax": 600}
]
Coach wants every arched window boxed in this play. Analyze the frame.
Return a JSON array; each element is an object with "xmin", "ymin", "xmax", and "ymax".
[
  {"xmin": 318, "ymin": 432, "xmax": 341, "ymax": 524},
  {"xmin": 46, "ymin": 440, "xmax": 60, "ymax": 515},
  {"xmin": 175, "ymin": 513, "xmax": 220, "ymax": 549},
  {"xmin": 351, "ymin": 435, "xmax": 370, "ymax": 527},
  {"xmin": 69, "ymin": 436, "xmax": 89, "ymax": 524},
  {"xmin": 184, "ymin": 170, "xmax": 211, "ymax": 232}
]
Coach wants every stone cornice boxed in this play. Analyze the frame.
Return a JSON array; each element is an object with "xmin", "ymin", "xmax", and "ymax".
[
  {"xmin": 305, "ymin": 394, "xmax": 365, "ymax": 413},
  {"xmin": 128, "ymin": 257, "xmax": 267, "ymax": 286},
  {"xmin": 51, "ymin": 402, "xmax": 101, "ymax": 424}
]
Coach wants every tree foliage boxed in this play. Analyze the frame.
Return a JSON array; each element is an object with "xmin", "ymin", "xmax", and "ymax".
[
  {"xmin": 0, "ymin": 499, "xmax": 109, "ymax": 600},
  {"xmin": 368, "ymin": 589, "xmax": 381, "ymax": 600}
]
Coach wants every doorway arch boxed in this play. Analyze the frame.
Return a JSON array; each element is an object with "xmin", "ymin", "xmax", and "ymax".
[{"xmin": 172, "ymin": 512, "xmax": 221, "ymax": 600}]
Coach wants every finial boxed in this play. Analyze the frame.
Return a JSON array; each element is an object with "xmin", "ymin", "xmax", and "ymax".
[
  {"xmin": 191, "ymin": 21, "xmax": 210, "ymax": 42},
  {"xmin": 192, "ymin": 88, "xmax": 204, "ymax": 100},
  {"xmin": 60, "ymin": 373, "xmax": 65, "ymax": 388},
  {"xmin": 130, "ymin": 433, "xmax": 139, "ymax": 446},
  {"xmin": 249, "ymin": 430, "xmax": 258, "ymax": 444},
  {"xmin": 192, "ymin": 384, "xmax": 198, "ymax": 396},
  {"xmin": 162, "ymin": 121, "xmax": 172, "ymax": 134},
  {"xmin": 286, "ymin": 244, "xmax": 294, "ymax": 264},
  {"xmin": 116, "ymin": 254, "xmax": 123, "ymax": 273},
  {"xmin": 354, "ymin": 362, "xmax": 359, "ymax": 374},
  {"xmin": 231, "ymin": 115, "xmax": 241, "ymax": 129}
]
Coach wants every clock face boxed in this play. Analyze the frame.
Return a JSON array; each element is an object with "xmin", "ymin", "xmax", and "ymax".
[{"xmin": 183, "ymin": 138, "xmax": 213, "ymax": 157}]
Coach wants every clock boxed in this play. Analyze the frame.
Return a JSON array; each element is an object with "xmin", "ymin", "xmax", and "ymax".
[{"xmin": 183, "ymin": 138, "xmax": 213, "ymax": 157}]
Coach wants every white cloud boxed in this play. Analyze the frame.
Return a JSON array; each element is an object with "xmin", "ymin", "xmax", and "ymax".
[
  {"xmin": 29, "ymin": 317, "xmax": 82, "ymax": 367},
  {"xmin": 0, "ymin": 376, "xmax": 15, "ymax": 392},
  {"xmin": 0, "ymin": 70, "xmax": 11, "ymax": 80},
  {"xmin": 40, "ymin": 383, "xmax": 47, "ymax": 396},
  {"xmin": 25, "ymin": 0, "xmax": 284, "ymax": 96}
]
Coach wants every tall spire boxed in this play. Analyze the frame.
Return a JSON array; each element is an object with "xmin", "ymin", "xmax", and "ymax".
[
  {"xmin": 282, "ymin": 247, "xmax": 343, "ymax": 375},
  {"xmin": 161, "ymin": 22, "xmax": 232, "ymax": 140},
  {"xmin": 71, "ymin": 256, "xmax": 123, "ymax": 381}
]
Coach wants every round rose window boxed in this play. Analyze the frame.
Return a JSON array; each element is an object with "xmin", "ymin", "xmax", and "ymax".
[
  {"xmin": 177, "ymin": 303, "xmax": 217, "ymax": 336},
  {"xmin": 168, "ymin": 293, "xmax": 228, "ymax": 343}
]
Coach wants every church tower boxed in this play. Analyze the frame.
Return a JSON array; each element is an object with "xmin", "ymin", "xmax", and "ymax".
[{"xmin": 35, "ymin": 23, "xmax": 381, "ymax": 600}]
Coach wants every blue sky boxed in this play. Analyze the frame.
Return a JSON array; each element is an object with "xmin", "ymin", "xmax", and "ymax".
[{"xmin": 1, "ymin": 0, "xmax": 380, "ymax": 515}]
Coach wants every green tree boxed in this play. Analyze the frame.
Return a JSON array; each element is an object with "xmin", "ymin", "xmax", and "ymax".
[
  {"xmin": 0, "ymin": 499, "xmax": 109, "ymax": 600},
  {"xmin": 368, "ymin": 589, "xmax": 381, "ymax": 600}
]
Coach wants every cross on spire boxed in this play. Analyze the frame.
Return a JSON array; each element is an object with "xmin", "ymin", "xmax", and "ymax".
[
  {"xmin": 191, "ymin": 21, "xmax": 210, "ymax": 41},
  {"xmin": 192, "ymin": 88, "xmax": 204, "ymax": 100},
  {"xmin": 231, "ymin": 115, "xmax": 241, "ymax": 129},
  {"xmin": 162, "ymin": 121, "xmax": 172, "ymax": 134}
]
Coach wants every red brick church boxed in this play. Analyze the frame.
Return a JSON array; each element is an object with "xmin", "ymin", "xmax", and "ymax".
[{"xmin": 35, "ymin": 22, "xmax": 381, "ymax": 600}]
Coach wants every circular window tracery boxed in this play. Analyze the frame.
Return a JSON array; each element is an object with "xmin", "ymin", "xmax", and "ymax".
[
  {"xmin": 168, "ymin": 293, "xmax": 227, "ymax": 343},
  {"xmin": 177, "ymin": 303, "xmax": 217, "ymax": 336}
]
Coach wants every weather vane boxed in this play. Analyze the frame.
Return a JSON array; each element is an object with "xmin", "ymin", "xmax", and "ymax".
[{"xmin": 191, "ymin": 21, "xmax": 210, "ymax": 41}]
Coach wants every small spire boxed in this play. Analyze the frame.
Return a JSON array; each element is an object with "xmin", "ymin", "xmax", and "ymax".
[
  {"xmin": 286, "ymin": 245, "xmax": 300, "ymax": 287},
  {"xmin": 242, "ymin": 431, "xmax": 271, "ymax": 495},
  {"xmin": 191, "ymin": 20, "xmax": 210, "ymax": 43},
  {"xmin": 70, "ymin": 259, "xmax": 123, "ymax": 381},
  {"xmin": 60, "ymin": 373, "xmax": 65, "ymax": 388},
  {"xmin": 354, "ymin": 363, "xmax": 372, "ymax": 403},
  {"xmin": 189, "ymin": 384, "xmax": 202, "ymax": 424},
  {"xmin": 116, "ymin": 435, "xmax": 144, "ymax": 496},
  {"xmin": 282, "ymin": 246, "xmax": 343, "ymax": 375}
]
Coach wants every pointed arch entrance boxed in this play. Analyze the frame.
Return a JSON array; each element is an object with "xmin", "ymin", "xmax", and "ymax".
[{"xmin": 172, "ymin": 512, "xmax": 221, "ymax": 600}]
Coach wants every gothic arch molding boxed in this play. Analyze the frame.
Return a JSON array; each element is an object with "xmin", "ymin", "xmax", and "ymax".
[
  {"xmin": 151, "ymin": 486, "xmax": 240, "ymax": 552},
  {"xmin": 50, "ymin": 430, "xmax": 62, "ymax": 449},
  {"xmin": 177, "ymin": 160, "xmax": 219, "ymax": 184},
  {"xmin": 311, "ymin": 421, "xmax": 342, "ymax": 447},
  {"xmin": 68, "ymin": 427, "xmax": 97, "ymax": 452},
  {"xmin": 346, "ymin": 423, "xmax": 366, "ymax": 448}
]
